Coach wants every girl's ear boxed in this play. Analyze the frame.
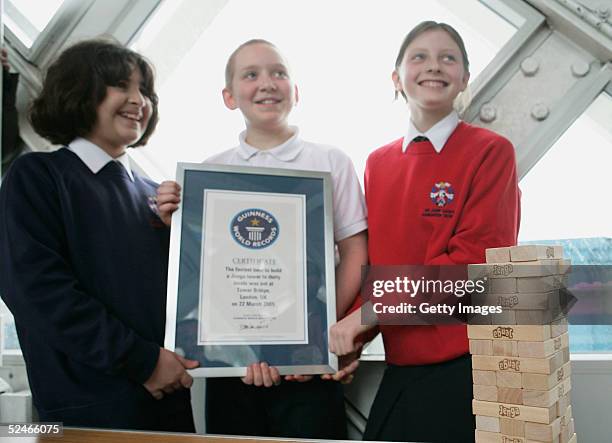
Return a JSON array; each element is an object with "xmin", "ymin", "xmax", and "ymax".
[
  {"xmin": 461, "ymin": 71, "xmax": 471, "ymax": 91},
  {"xmin": 222, "ymin": 87, "xmax": 237, "ymax": 110},
  {"xmin": 294, "ymin": 84, "xmax": 299, "ymax": 105},
  {"xmin": 391, "ymin": 70, "xmax": 402, "ymax": 93}
]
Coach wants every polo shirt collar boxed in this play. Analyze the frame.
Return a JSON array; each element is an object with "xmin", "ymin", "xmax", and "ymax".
[
  {"xmin": 402, "ymin": 111, "xmax": 459, "ymax": 153},
  {"xmin": 236, "ymin": 126, "xmax": 304, "ymax": 162},
  {"xmin": 68, "ymin": 137, "xmax": 134, "ymax": 181}
]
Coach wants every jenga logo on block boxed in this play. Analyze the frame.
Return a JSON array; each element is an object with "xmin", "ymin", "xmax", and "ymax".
[
  {"xmin": 498, "ymin": 295, "xmax": 519, "ymax": 308},
  {"xmin": 546, "ymin": 247, "xmax": 554, "ymax": 258},
  {"xmin": 499, "ymin": 405, "xmax": 520, "ymax": 418},
  {"xmin": 558, "ymin": 385, "xmax": 565, "ymax": 397},
  {"xmin": 492, "ymin": 264, "xmax": 513, "ymax": 276},
  {"xmin": 493, "ymin": 326, "xmax": 514, "ymax": 339},
  {"xmin": 498, "ymin": 359, "xmax": 521, "ymax": 371},
  {"xmin": 557, "ymin": 368, "xmax": 564, "ymax": 382},
  {"xmin": 554, "ymin": 337, "xmax": 562, "ymax": 350},
  {"xmin": 502, "ymin": 437, "xmax": 524, "ymax": 443}
]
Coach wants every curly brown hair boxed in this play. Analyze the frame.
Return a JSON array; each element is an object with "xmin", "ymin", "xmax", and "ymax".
[{"xmin": 30, "ymin": 38, "xmax": 159, "ymax": 147}]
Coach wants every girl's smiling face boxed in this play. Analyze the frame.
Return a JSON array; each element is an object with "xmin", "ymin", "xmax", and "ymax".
[
  {"xmin": 87, "ymin": 67, "xmax": 152, "ymax": 157},
  {"xmin": 222, "ymin": 43, "xmax": 298, "ymax": 131},
  {"xmin": 393, "ymin": 29, "xmax": 469, "ymax": 119}
]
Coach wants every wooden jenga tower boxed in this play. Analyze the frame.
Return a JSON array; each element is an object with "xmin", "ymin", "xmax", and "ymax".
[{"xmin": 469, "ymin": 245, "xmax": 577, "ymax": 443}]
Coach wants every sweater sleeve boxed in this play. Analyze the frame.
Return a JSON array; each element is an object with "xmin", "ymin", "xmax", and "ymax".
[
  {"xmin": 2, "ymin": 72, "xmax": 20, "ymax": 167},
  {"xmin": 427, "ymin": 138, "xmax": 521, "ymax": 265},
  {"xmin": 0, "ymin": 155, "xmax": 159, "ymax": 383}
]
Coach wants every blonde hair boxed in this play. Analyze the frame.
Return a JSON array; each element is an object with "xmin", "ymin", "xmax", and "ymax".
[{"xmin": 224, "ymin": 39, "xmax": 279, "ymax": 88}]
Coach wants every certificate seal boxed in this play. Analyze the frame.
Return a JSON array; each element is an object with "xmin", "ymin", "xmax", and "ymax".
[{"xmin": 230, "ymin": 209, "xmax": 279, "ymax": 249}]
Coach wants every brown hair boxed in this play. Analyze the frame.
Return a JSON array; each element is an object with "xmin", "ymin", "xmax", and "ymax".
[
  {"xmin": 394, "ymin": 21, "xmax": 470, "ymax": 101},
  {"xmin": 30, "ymin": 39, "xmax": 159, "ymax": 147},
  {"xmin": 224, "ymin": 39, "xmax": 279, "ymax": 88}
]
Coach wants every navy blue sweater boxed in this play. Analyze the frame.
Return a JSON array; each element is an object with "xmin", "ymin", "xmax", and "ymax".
[{"xmin": 0, "ymin": 148, "xmax": 170, "ymax": 414}]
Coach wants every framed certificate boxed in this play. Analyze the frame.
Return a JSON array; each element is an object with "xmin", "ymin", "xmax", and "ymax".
[{"xmin": 164, "ymin": 163, "xmax": 338, "ymax": 377}]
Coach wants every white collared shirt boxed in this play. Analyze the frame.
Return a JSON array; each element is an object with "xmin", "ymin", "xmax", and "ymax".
[
  {"xmin": 402, "ymin": 111, "xmax": 460, "ymax": 154},
  {"xmin": 205, "ymin": 126, "xmax": 367, "ymax": 241},
  {"xmin": 67, "ymin": 137, "xmax": 135, "ymax": 181},
  {"xmin": 234, "ymin": 127, "xmax": 304, "ymax": 165}
]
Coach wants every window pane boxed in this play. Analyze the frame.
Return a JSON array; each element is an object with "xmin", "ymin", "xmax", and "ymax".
[
  {"xmin": 519, "ymin": 92, "xmax": 612, "ymax": 353},
  {"xmin": 0, "ymin": 301, "xmax": 20, "ymax": 351},
  {"xmin": 5, "ymin": 0, "xmax": 65, "ymax": 48},
  {"xmin": 132, "ymin": 0, "xmax": 517, "ymax": 182}
]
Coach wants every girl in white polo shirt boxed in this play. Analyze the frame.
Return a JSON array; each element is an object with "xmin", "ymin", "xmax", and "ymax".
[{"xmin": 157, "ymin": 39, "xmax": 367, "ymax": 439}]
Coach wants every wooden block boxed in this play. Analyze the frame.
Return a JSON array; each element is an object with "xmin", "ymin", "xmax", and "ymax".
[
  {"xmin": 500, "ymin": 418, "xmax": 525, "ymax": 436},
  {"xmin": 560, "ymin": 427, "xmax": 569, "ymax": 443},
  {"xmin": 525, "ymin": 415, "xmax": 562, "ymax": 442},
  {"xmin": 522, "ymin": 362, "xmax": 571, "ymax": 390},
  {"xmin": 474, "ymin": 430, "xmax": 500, "ymax": 443},
  {"xmin": 472, "ymin": 291, "xmax": 562, "ymax": 316},
  {"xmin": 470, "ymin": 339, "xmax": 494, "ymax": 355},
  {"xmin": 468, "ymin": 325, "xmax": 551, "ymax": 342},
  {"xmin": 560, "ymin": 405, "xmax": 572, "ymax": 426},
  {"xmin": 563, "ymin": 347, "xmax": 570, "ymax": 363},
  {"xmin": 493, "ymin": 340, "xmax": 519, "ymax": 357},
  {"xmin": 469, "ymin": 312, "xmax": 494, "ymax": 325},
  {"xmin": 560, "ymin": 417, "xmax": 575, "ymax": 443},
  {"xmin": 473, "ymin": 351, "xmax": 565, "ymax": 375},
  {"xmin": 516, "ymin": 298, "xmax": 564, "ymax": 325},
  {"xmin": 474, "ymin": 430, "xmax": 515, "ymax": 442},
  {"xmin": 546, "ymin": 348, "xmax": 569, "ymax": 374},
  {"xmin": 551, "ymin": 318, "xmax": 569, "ymax": 338},
  {"xmin": 516, "ymin": 310, "xmax": 556, "ymax": 325},
  {"xmin": 487, "ymin": 247, "xmax": 512, "ymax": 263},
  {"xmin": 517, "ymin": 275, "xmax": 566, "ymax": 293},
  {"xmin": 476, "ymin": 415, "xmax": 500, "ymax": 432},
  {"xmin": 523, "ymin": 378, "xmax": 571, "ymax": 407},
  {"xmin": 498, "ymin": 387, "xmax": 523, "ymax": 405},
  {"xmin": 559, "ymin": 259, "xmax": 572, "ymax": 275},
  {"xmin": 518, "ymin": 333, "xmax": 569, "ymax": 358},
  {"xmin": 567, "ymin": 433, "xmax": 577, "ymax": 443},
  {"xmin": 497, "ymin": 371, "xmax": 522, "ymax": 388},
  {"xmin": 556, "ymin": 392, "xmax": 572, "ymax": 417},
  {"xmin": 482, "ymin": 293, "xmax": 523, "ymax": 310},
  {"xmin": 474, "ymin": 370, "xmax": 497, "ymax": 386},
  {"xmin": 468, "ymin": 264, "xmax": 489, "ymax": 280},
  {"xmin": 476, "ymin": 429, "xmax": 561, "ymax": 443},
  {"xmin": 491, "ymin": 310, "xmax": 517, "ymax": 325},
  {"xmin": 493, "ymin": 291, "xmax": 557, "ymax": 311},
  {"xmin": 473, "ymin": 399, "xmax": 557, "ymax": 424},
  {"xmin": 490, "ymin": 277, "xmax": 518, "ymax": 294},
  {"xmin": 510, "ymin": 245, "xmax": 563, "ymax": 262},
  {"xmin": 469, "ymin": 261, "xmax": 561, "ymax": 279},
  {"xmin": 474, "ymin": 384, "xmax": 498, "ymax": 401}
]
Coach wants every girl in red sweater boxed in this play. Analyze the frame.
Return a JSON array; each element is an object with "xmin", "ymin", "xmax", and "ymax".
[{"xmin": 330, "ymin": 21, "xmax": 520, "ymax": 442}]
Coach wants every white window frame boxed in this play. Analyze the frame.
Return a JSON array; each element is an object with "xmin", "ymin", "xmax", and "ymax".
[
  {"xmin": 4, "ymin": 0, "xmax": 95, "ymax": 61},
  {"xmin": 3, "ymin": 0, "xmax": 162, "ymax": 90},
  {"xmin": 470, "ymin": 0, "xmax": 546, "ymax": 102},
  {"xmin": 517, "ymin": 63, "xmax": 612, "ymax": 178}
]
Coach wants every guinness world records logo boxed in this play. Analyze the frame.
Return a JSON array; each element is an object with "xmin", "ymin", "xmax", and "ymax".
[{"xmin": 230, "ymin": 208, "xmax": 279, "ymax": 249}]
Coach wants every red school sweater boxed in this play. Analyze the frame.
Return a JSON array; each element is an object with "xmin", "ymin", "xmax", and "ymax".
[{"xmin": 365, "ymin": 121, "xmax": 520, "ymax": 366}]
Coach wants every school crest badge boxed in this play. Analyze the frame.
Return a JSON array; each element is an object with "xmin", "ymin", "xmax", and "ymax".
[{"xmin": 430, "ymin": 182, "xmax": 455, "ymax": 207}]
